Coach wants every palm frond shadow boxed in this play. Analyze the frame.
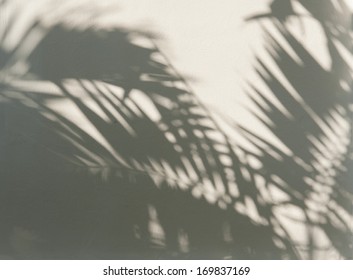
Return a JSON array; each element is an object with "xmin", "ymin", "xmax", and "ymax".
[
  {"xmin": 238, "ymin": 0, "xmax": 352, "ymax": 259},
  {"xmin": 0, "ymin": 0, "xmax": 351, "ymax": 259},
  {"xmin": 0, "ymin": 4, "xmax": 288, "ymax": 259}
]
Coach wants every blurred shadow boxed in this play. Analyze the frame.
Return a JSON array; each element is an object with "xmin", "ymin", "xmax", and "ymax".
[
  {"xmin": 1, "ymin": 0, "xmax": 351, "ymax": 260},
  {"xmin": 0, "ymin": 1, "xmax": 285, "ymax": 259},
  {"xmin": 239, "ymin": 0, "xmax": 352, "ymax": 259},
  {"xmin": 245, "ymin": 0, "xmax": 296, "ymax": 23}
]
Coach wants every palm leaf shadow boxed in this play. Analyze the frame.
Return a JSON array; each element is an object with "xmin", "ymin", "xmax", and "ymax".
[
  {"xmin": 0, "ymin": 3, "xmax": 287, "ymax": 259},
  {"xmin": 238, "ymin": 0, "xmax": 352, "ymax": 259},
  {"xmin": 1, "ymin": 0, "xmax": 351, "ymax": 260}
]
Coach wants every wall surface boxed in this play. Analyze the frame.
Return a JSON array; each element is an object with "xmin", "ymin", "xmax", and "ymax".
[{"xmin": 0, "ymin": 0, "xmax": 352, "ymax": 259}]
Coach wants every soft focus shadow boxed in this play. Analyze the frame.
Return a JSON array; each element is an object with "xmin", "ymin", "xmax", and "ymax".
[
  {"xmin": 0, "ymin": 2, "xmax": 285, "ymax": 259},
  {"xmin": 0, "ymin": 0, "xmax": 351, "ymax": 260},
  {"xmin": 239, "ymin": 0, "xmax": 352, "ymax": 259}
]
